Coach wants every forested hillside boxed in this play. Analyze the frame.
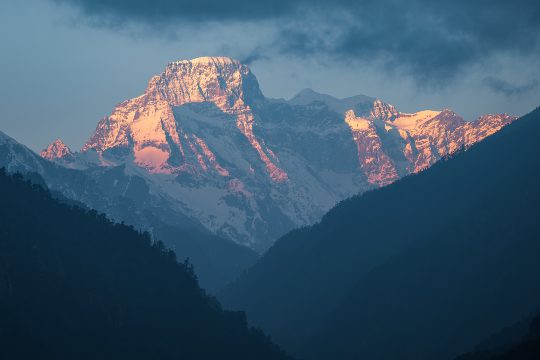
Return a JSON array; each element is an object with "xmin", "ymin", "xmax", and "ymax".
[{"xmin": 0, "ymin": 169, "xmax": 290, "ymax": 360}]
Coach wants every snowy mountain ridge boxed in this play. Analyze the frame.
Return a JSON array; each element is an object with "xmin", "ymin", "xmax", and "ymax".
[{"xmin": 39, "ymin": 56, "xmax": 516, "ymax": 250}]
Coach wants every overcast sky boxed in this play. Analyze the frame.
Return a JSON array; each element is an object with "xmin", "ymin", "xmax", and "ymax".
[{"xmin": 1, "ymin": 0, "xmax": 539, "ymax": 152}]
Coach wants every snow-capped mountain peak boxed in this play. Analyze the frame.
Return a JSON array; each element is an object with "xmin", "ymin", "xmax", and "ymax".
[
  {"xmin": 40, "ymin": 139, "xmax": 73, "ymax": 161},
  {"xmin": 145, "ymin": 56, "xmax": 263, "ymax": 107},
  {"xmin": 82, "ymin": 56, "xmax": 286, "ymax": 182}
]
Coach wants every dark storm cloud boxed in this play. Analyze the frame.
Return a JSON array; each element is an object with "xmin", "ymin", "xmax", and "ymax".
[
  {"xmin": 483, "ymin": 77, "xmax": 539, "ymax": 96},
  {"xmin": 56, "ymin": 0, "xmax": 540, "ymax": 84},
  {"xmin": 55, "ymin": 0, "xmax": 302, "ymax": 22},
  {"xmin": 272, "ymin": 0, "xmax": 540, "ymax": 85}
]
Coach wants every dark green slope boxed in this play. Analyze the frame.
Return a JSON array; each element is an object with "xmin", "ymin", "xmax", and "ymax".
[
  {"xmin": 0, "ymin": 169, "xmax": 290, "ymax": 360},
  {"xmin": 219, "ymin": 107, "xmax": 540, "ymax": 356}
]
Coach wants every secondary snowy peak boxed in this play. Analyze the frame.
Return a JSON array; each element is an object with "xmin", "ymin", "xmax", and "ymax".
[
  {"xmin": 40, "ymin": 139, "xmax": 73, "ymax": 161},
  {"xmin": 82, "ymin": 56, "xmax": 287, "ymax": 182},
  {"xmin": 370, "ymin": 99, "xmax": 399, "ymax": 121},
  {"xmin": 343, "ymin": 101, "xmax": 517, "ymax": 186}
]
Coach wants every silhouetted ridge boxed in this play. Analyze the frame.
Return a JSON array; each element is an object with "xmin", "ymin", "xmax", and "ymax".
[
  {"xmin": 0, "ymin": 169, "xmax": 290, "ymax": 360},
  {"xmin": 457, "ymin": 311, "xmax": 540, "ymax": 360}
]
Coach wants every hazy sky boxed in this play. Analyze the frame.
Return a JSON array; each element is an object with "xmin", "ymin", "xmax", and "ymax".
[{"xmin": 1, "ymin": 0, "xmax": 539, "ymax": 152}]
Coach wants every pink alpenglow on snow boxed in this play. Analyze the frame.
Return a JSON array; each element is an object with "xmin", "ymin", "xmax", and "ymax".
[
  {"xmin": 82, "ymin": 56, "xmax": 287, "ymax": 182},
  {"xmin": 40, "ymin": 139, "xmax": 74, "ymax": 161}
]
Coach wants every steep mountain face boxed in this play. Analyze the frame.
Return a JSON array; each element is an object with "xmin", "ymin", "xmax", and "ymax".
[
  {"xmin": 219, "ymin": 107, "xmax": 540, "ymax": 359},
  {"xmin": 45, "ymin": 56, "xmax": 516, "ymax": 250},
  {"xmin": 82, "ymin": 57, "xmax": 286, "ymax": 180},
  {"xmin": 0, "ymin": 131, "xmax": 257, "ymax": 292},
  {"xmin": 0, "ymin": 169, "xmax": 290, "ymax": 360}
]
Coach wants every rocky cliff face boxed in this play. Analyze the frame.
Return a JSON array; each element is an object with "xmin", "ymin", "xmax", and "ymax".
[{"xmin": 42, "ymin": 57, "xmax": 517, "ymax": 250}]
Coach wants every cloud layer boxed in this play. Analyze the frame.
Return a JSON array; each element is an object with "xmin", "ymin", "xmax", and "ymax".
[
  {"xmin": 56, "ymin": 0, "xmax": 540, "ymax": 84},
  {"xmin": 484, "ymin": 77, "xmax": 539, "ymax": 96}
]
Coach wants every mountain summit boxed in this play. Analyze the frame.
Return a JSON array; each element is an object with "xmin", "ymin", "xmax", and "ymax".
[
  {"xmin": 40, "ymin": 139, "xmax": 73, "ymax": 161},
  {"xmin": 41, "ymin": 57, "xmax": 516, "ymax": 249},
  {"xmin": 82, "ymin": 56, "xmax": 286, "ymax": 182}
]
